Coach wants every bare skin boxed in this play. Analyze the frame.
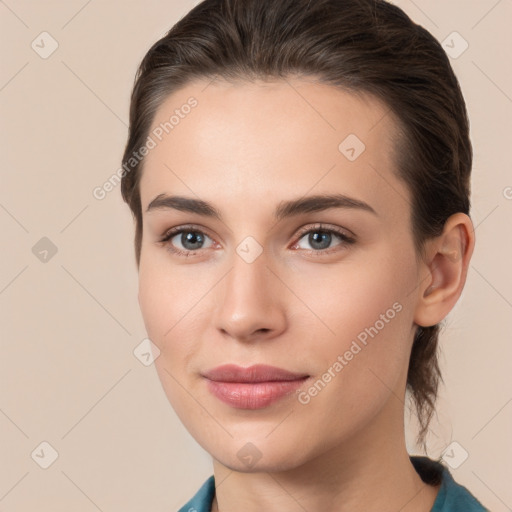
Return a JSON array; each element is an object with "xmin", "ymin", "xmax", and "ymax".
[{"xmin": 136, "ymin": 76, "xmax": 474, "ymax": 511}]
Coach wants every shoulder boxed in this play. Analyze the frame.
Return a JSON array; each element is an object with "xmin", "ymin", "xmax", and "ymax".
[
  {"xmin": 410, "ymin": 456, "xmax": 489, "ymax": 512},
  {"xmin": 177, "ymin": 475, "xmax": 215, "ymax": 512}
]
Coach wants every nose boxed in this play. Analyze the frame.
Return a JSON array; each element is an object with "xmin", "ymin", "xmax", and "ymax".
[{"xmin": 214, "ymin": 249, "xmax": 288, "ymax": 343}]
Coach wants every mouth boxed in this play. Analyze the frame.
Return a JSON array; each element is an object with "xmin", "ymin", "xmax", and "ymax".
[{"xmin": 202, "ymin": 364, "xmax": 310, "ymax": 409}]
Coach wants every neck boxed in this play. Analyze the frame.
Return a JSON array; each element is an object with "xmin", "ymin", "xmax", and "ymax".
[{"xmin": 210, "ymin": 407, "xmax": 440, "ymax": 512}]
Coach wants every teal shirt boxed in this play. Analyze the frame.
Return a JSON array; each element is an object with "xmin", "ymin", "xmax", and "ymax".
[{"xmin": 178, "ymin": 456, "xmax": 488, "ymax": 511}]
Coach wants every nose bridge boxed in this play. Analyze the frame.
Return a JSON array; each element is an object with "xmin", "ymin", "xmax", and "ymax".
[{"xmin": 225, "ymin": 241, "xmax": 271, "ymax": 308}]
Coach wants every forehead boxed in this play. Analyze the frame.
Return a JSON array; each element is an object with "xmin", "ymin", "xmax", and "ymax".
[{"xmin": 139, "ymin": 77, "xmax": 410, "ymax": 221}]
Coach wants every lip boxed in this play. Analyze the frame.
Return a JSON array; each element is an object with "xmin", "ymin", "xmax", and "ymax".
[
  {"xmin": 202, "ymin": 364, "xmax": 309, "ymax": 383},
  {"xmin": 202, "ymin": 364, "xmax": 310, "ymax": 409}
]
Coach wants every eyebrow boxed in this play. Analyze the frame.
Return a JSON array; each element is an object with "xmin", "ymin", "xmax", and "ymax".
[{"xmin": 145, "ymin": 193, "xmax": 377, "ymax": 220}]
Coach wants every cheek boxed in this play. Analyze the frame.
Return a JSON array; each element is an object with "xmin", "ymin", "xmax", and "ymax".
[
  {"xmin": 289, "ymin": 251, "xmax": 416, "ymax": 400},
  {"xmin": 137, "ymin": 254, "xmax": 213, "ymax": 399},
  {"xmin": 137, "ymin": 263, "xmax": 167, "ymax": 343},
  {"xmin": 137, "ymin": 252, "xmax": 204, "ymax": 344},
  {"xmin": 137, "ymin": 260, "xmax": 202, "ymax": 420},
  {"xmin": 289, "ymin": 249, "xmax": 415, "ymax": 343}
]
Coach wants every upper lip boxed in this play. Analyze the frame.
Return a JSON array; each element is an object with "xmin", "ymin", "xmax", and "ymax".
[{"xmin": 202, "ymin": 364, "xmax": 309, "ymax": 383}]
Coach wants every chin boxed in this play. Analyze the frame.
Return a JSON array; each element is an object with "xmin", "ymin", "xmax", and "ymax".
[{"xmin": 204, "ymin": 433, "xmax": 313, "ymax": 473}]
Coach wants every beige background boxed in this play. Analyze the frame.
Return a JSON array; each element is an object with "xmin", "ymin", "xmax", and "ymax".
[{"xmin": 1, "ymin": 0, "xmax": 511, "ymax": 510}]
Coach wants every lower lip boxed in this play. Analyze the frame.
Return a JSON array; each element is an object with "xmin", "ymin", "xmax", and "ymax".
[{"xmin": 205, "ymin": 378, "xmax": 308, "ymax": 409}]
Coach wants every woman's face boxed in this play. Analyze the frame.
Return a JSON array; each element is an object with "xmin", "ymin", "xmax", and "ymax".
[{"xmin": 137, "ymin": 77, "xmax": 424, "ymax": 471}]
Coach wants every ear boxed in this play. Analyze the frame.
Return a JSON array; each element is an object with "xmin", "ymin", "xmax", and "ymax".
[{"xmin": 413, "ymin": 213, "xmax": 475, "ymax": 327}]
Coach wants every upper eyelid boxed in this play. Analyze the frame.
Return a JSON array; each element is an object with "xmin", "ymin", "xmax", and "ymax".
[
  {"xmin": 295, "ymin": 223, "xmax": 355, "ymax": 239},
  {"xmin": 160, "ymin": 224, "xmax": 215, "ymax": 242}
]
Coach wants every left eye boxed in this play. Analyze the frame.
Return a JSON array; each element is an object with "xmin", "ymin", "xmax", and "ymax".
[{"xmin": 294, "ymin": 228, "xmax": 354, "ymax": 252}]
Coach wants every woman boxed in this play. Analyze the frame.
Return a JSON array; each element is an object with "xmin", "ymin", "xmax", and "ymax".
[{"xmin": 120, "ymin": 0, "xmax": 488, "ymax": 510}]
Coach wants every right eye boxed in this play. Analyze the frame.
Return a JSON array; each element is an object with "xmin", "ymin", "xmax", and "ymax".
[{"xmin": 159, "ymin": 226, "xmax": 216, "ymax": 257}]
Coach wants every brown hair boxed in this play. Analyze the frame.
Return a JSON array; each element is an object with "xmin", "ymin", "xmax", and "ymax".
[{"xmin": 120, "ymin": 0, "xmax": 472, "ymax": 450}]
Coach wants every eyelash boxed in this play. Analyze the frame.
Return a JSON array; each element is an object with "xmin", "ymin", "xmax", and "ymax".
[{"xmin": 158, "ymin": 223, "xmax": 356, "ymax": 258}]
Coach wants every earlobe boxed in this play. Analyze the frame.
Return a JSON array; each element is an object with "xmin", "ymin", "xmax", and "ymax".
[{"xmin": 414, "ymin": 213, "xmax": 475, "ymax": 327}]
